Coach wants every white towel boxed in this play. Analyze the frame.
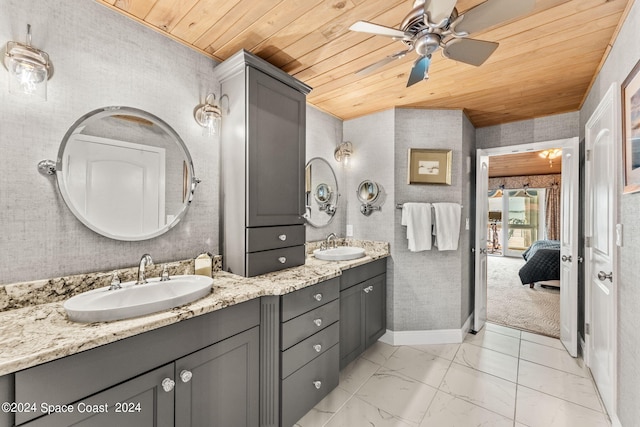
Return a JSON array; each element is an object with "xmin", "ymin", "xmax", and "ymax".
[
  {"xmin": 432, "ymin": 203, "xmax": 461, "ymax": 251},
  {"xmin": 401, "ymin": 203, "xmax": 432, "ymax": 252}
]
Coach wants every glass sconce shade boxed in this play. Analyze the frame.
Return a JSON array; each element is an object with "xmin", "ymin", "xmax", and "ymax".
[
  {"xmin": 4, "ymin": 26, "xmax": 51, "ymax": 99},
  {"xmin": 194, "ymin": 94, "xmax": 222, "ymax": 137},
  {"xmin": 334, "ymin": 141, "xmax": 353, "ymax": 165}
]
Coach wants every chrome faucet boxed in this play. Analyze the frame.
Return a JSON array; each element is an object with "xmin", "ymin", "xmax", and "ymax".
[
  {"xmin": 326, "ymin": 233, "xmax": 338, "ymax": 249},
  {"xmin": 136, "ymin": 254, "xmax": 154, "ymax": 284}
]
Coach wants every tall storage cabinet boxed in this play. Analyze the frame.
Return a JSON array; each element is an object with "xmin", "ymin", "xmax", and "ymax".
[{"xmin": 213, "ymin": 50, "xmax": 312, "ymax": 277}]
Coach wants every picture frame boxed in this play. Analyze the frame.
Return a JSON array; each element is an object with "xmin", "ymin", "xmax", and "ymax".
[
  {"xmin": 408, "ymin": 148, "xmax": 452, "ymax": 185},
  {"xmin": 622, "ymin": 58, "xmax": 640, "ymax": 194}
]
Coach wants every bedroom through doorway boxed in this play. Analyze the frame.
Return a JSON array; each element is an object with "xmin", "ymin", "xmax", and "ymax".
[{"xmin": 485, "ymin": 150, "xmax": 562, "ymax": 338}]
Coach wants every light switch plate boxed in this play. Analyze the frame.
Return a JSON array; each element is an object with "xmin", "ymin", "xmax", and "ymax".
[
  {"xmin": 465, "ymin": 218, "xmax": 470, "ymax": 230},
  {"xmin": 616, "ymin": 224, "xmax": 623, "ymax": 247},
  {"xmin": 346, "ymin": 224, "xmax": 353, "ymax": 237}
]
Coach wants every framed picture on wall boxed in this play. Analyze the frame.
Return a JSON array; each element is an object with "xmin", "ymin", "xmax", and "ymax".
[
  {"xmin": 408, "ymin": 149, "xmax": 452, "ymax": 185},
  {"xmin": 622, "ymin": 58, "xmax": 640, "ymax": 194}
]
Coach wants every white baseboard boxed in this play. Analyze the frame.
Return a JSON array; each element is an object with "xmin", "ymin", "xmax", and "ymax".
[{"xmin": 380, "ymin": 314, "xmax": 473, "ymax": 346}]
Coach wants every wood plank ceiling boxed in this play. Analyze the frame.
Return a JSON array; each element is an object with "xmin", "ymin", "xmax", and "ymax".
[
  {"xmin": 489, "ymin": 150, "xmax": 563, "ymax": 177},
  {"xmin": 97, "ymin": 0, "xmax": 632, "ymax": 127}
]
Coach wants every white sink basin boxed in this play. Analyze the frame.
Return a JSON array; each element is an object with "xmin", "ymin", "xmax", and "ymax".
[
  {"xmin": 313, "ymin": 246, "xmax": 366, "ymax": 261},
  {"xmin": 64, "ymin": 275, "xmax": 213, "ymax": 323}
]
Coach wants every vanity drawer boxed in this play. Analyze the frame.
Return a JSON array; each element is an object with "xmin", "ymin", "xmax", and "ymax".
[
  {"xmin": 281, "ymin": 322, "xmax": 339, "ymax": 379},
  {"xmin": 246, "ymin": 245, "xmax": 305, "ymax": 277},
  {"xmin": 281, "ymin": 344, "xmax": 339, "ymax": 427},
  {"xmin": 340, "ymin": 258, "xmax": 387, "ymax": 291},
  {"xmin": 281, "ymin": 299, "xmax": 339, "ymax": 350},
  {"xmin": 281, "ymin": 277, "xmax": 339, "ymax": 322},
  {"xmin": 246, "ymin": 225, "xmax": 305, "ymax": 252}
]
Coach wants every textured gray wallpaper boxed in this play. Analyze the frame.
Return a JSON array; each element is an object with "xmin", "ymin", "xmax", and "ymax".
[
  {"xmin": 579, "ymin": 1, "xmax": 640, "ymax": 424},
  {"xmin": 0, "ymin": 0, "xmax": 220, "ymax": 284}
]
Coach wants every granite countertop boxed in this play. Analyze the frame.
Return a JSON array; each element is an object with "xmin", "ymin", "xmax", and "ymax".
[{"xmin": 0, "ymin": 242, "xmax": 389, "ymax": 377}]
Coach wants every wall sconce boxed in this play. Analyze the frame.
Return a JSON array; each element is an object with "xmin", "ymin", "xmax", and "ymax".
[
  {"xmin": 334, "ymin": 141, "xmax": 353, "ymax": 166},
  {"xmin": 194, "ymin": 93, "xmax": 224, "ymax": 137},
  {"xmin": 4, "ymin": 25, "xmax": 52, "ymax": 100}
]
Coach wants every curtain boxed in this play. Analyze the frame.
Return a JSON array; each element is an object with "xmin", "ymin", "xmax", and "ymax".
[{"xmin": 545, "ymin": 182, "xmax": 561, "ymax": 240}]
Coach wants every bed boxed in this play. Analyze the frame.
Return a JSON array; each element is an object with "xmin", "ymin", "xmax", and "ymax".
[{"xmin": 518, "ymin": 240, "xmax": 561, "ymax": 288}]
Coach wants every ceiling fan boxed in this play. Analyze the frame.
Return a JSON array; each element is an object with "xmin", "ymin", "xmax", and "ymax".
[{"xmin": 349, "ymin": 0, "xmax": 536, "ymax": 87}]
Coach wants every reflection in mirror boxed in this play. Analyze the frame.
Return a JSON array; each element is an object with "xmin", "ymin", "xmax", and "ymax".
[
  {"xmin": 55, "ymin": 107, "xmax": 199, "ymax": 241},
  {"xmin": 304, "ymin": 157, "xmax": 339, "ymax": 228},
  {"xmin": 357, "ymin": 180, "xmax": 384, "ymax": 216}
]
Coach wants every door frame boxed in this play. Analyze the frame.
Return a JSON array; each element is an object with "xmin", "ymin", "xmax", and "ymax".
[
  {"xmin": 584, "ymin": 82, "xmax": 619, "ymax": 418},
  {"xmin": 475, "ymin": 138, "xmax": 579, "ymax": 344}
]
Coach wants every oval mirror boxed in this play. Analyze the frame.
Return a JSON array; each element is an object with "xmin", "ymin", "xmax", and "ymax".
[
  {"xmin": 304, "ymin": 157, "xmax": 339, "ymax": 228},
  {"xmin": 357, "ymin": 180, "xmax": 380, "ymax": 204},
  {"xmin": 55, "ymin": 107, "xmax": 199, "ymax": 241}
]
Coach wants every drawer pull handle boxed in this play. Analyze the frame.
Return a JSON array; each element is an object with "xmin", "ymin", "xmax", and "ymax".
[
  {"xmin": 313, "ymin": 318, "xmax": 322, "ymax": 327},
  {"xmin": 313, "ymin": 293, "xmax": 323, "ymax": 302},
  {"xmin": 313, "ymin": 381, "xmax": 322, "ymax": 390},
  {"xmin": 180, "ymin": 370, "xmax": 193, "ymax": 383},
  {"xmin": 313, "ymin": 344, "xmax": 322, "ymax": 353},
  {"xmin": 278, "ymin": 257, "xmax": 287, "ymax": 264},
  {"xmin": 279, "ymin": 234, "xmax": 287, "ymax": 241},
  {"xmin": 363, "ymin": 286, "xmax": 374, "ymax": 293},
  {"xmin": 161, "ymin": 378, "xmax": 175, "ymax": 393}
]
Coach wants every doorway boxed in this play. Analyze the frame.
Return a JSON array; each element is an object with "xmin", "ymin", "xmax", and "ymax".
[{"xmin": 474, "ymin": 137, "xmax": 579, "ymax": 356}]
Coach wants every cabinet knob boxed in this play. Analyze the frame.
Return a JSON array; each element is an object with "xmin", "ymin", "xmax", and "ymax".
[
  {"xmin": 278, "ymin": 234, "xmax": 287, "ymax": 241},
  {"xmin": 313, "ymin": 381, "xmax": 322, "ymax": 390},
  {"xmin": 313, "ymin": 344, "xmax": 322, "ymax": 353},
  {"xmin": 313, "ymin": 318, "xmax": 322, "ymax": 327},
  {"xmin": 363, "ymin": 286, "xmax": 374, "ymax": 293},
  {"xmin": 161, "ymin": 378, "xmax": 175, "ymax": 393},
  {"xmin": 597, "ymin": 271, "xmax": 613, "ymax": 282},
  {"xmin": 313, "ymin": 293, "xmax": 323, "ymax": 302},
  {"xmin": 561, "ymin": 255, "xmax": 573, "ymax": 262},
  {"xmin": 278, "ymin": 257, "xmax": 287, "ymax": 264},
  {"xmin": 180, "ymin": 370, "xmax": 193, "ymax": 383}
]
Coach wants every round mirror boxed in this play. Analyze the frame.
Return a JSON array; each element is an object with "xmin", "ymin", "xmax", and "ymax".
[
  {"xmin": 357, "ymin": 180, "xmax": 380, "ymax": 204},
  {"xmin": 55, "ymin": 107, "xmax": 199, "ymax": 241},
  {"xmin": 314, "ymin": 183, "xmax": 332, "ymax": 203},
  {"xmin": 304, "ymin": 157, "xmax": 339, "ymax": 228}
]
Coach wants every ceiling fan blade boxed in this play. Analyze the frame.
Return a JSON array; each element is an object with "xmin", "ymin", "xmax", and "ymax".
[
  {"xmin": 355, "ymin": 50, "xmax": 411, "ymax": 75},
  {"xmin": 455, "ymin": 0, "xmax": 536, "ymax": 35},
  {"xmin": 407, "ymin": 55, "xmax": 431, "ymax": 87},
  {"xmin": 349, "ymin": 21, "xmax": 411, "ymax": 40},
  {"xmin": 424, "ymin": 0, "xmax": 458, "ymax": 27},
  {"xmin": 443, "ymin": 38, "xmax": 499, "ymax": 66}
]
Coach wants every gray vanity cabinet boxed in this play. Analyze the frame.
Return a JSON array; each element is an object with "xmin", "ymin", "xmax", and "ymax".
[
  {"xmin": 13, "ymin": 300, "xmax": 260, "ymax": 427},
  {"xmin": 214, "ymin": 49, "xmax": 312, "ymax": 277},
  {"xmin": 339, "ymin": 259, "xmax": 387, "ymax": 369}
]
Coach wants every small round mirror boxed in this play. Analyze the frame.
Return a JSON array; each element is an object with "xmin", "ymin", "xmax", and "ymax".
[
  {"xmin": 305, "ymin": 157, "xmax": 339, "ymax": 228},
  {"xmin": 357, "ymin": 180, "xmax": 380, "ymax": 204},
  {"xmin": 55, "ymin": 107, "xmax": 199, "ymax": 241},
  {"xmin": 314, "ymin": 183, "xmax": 332, "ymax": 203}
]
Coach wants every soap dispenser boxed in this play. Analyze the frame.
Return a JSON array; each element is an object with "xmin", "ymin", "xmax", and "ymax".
[{"xmin": 194, "ymin": 252, "xmax": 213, "ymax": 277}]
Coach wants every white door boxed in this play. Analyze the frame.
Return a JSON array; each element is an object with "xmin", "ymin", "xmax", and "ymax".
[
  {"xmin": 474, "ymin": 151, "xmax": 489, "ymax": 332},
  {"xmin": 559, "ymin": 139, "xmax": 579, "ymax": 356},
  {"xmin": 585, "ymin": 83, "xmax": 617, "ymax": 415}
]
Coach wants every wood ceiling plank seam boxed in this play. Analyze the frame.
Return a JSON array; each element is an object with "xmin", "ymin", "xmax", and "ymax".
[
  {"xmin": 211, "ymin": 0, "xmax": 327, "ymax": 58},
  {"xmin": 143, "ymin": 0, "xmax": 202, "ymax": 33},
  {"xmin": 194, "ymin": 0, "xmax": 286, "ymax": 52},
  {"xmin": 277, "ymin": 0, "xmax": 415, "ymax": 74},
  {"xmin": 170, "ymin": 0, "xmax": 243, "ymax": 45},
  {"xmin": 579, "ymin": 0, "xmax": 636, "ymax": 108},
  {"xmin": 112, "ymin": 0, "xmax": 158, "ymax": 18},
  {"xmin": 250, "ymin": 0, "xmax": 360, "ymax": 60}
]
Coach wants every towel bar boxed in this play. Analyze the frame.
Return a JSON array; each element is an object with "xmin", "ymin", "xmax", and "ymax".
[{"xmin": 396, "ymin": 203, "xmax": 463, "ymax": 209}]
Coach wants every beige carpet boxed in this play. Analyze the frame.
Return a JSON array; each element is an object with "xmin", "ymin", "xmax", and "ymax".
[{"xmin": 487, "ymin": 255, "xmax": 560, "ymax": 338}]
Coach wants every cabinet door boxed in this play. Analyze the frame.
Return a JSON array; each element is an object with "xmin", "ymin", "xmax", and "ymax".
[
  {"xmin": 175, "ymin": 327, "xmax": 259, "ymax": 427},
  {"xmin": 22, "ymin": 364, "xmax": 174, "ymax": 427},
  {"xmin": 247, "ymin": 67, "xmax": 306, "ymax": 227},
  {"xmin": 364, "ymin": 274, "xmax": 387, "ymax": 348},
  {"xmin": 339, "ymin": 283, "xmax": 365, "ymax": 370}
]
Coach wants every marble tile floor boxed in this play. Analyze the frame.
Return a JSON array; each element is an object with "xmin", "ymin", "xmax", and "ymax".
[{"xmin": 295, "ymin": 323, "xmax": 610, "ymax": 427}]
